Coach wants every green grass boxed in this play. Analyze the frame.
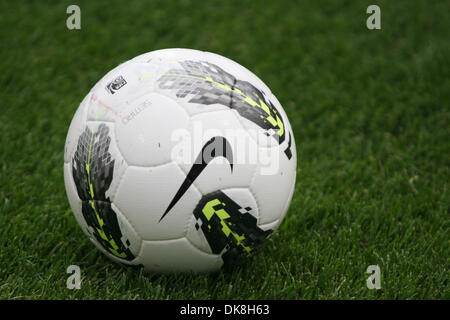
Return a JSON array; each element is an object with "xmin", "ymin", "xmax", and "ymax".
[{"xmin": 0, "ymin": 0, "xmax": 448, "ymax": 299}]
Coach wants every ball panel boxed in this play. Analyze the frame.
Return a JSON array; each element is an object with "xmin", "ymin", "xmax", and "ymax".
[
  {"xmin": 82, "ymin": 203, "xmax": 143, "ymax": 266},
  {"xmin": 258, "ymin": 219, "xmax": 282, "ymax": 233},
  {"xmin": 185, "ymin": 214, "xmax": 212, "ymax": 254},
  {"xmin": 110, "ymin": 203, "xmax": 142, "ymax": 260},
  {"xmin": 87, "ymin": 236, "xmax": 141, "ymax": 267},
  {"xmin": 139, "ymin": 238, "xmax": 222, "ymax": 273},
  {"xmin": 231, "ymin": 110, "xmax": 282, "ymax": 149},
  {"xmin": 113, "ymin": 163, "xmax": 202, "ymax": 241},
  {"xmin": 114, "ymin": 92, "xmax": 190, "ymax": 167},
  {"xmin": 250, "ymin": 146, "xmax": 297, "ymax": 225},
  {"xmin": 155, "ymin": 90, "xmax": 230, "ymax": 118},
  {"xmin": 221, "ymin": 188, "xmax": 259, "ymax": 222}
]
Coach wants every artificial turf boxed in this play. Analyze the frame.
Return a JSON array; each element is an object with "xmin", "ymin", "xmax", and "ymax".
[{"xmin": 0, "ymin": 0, "xmax": 448, "ymax": 299}]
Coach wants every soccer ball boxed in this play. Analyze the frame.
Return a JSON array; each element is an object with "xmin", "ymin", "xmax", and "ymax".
[{"xmin": 64, "ymin": 48, "xmax": 296, "ymax": 273}]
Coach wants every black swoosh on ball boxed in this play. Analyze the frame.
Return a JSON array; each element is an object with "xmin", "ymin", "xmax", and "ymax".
[{"xmin": 159, "ymin": 136, "xmax": 234, "ymax": 222}]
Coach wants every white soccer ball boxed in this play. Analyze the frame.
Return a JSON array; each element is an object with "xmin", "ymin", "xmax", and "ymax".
[{"xmin": 64, "ymin": 48, "xmax": 297, "ymax": 273}]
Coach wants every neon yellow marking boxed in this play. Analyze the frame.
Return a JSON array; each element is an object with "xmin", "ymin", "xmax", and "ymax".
[
  {"xmin": 204, "ymin": 76, "xmax": 285, "ymax": 138},
  {"xmin": 202, "ymin": 199, "xmax": 252, "ymax": 254},
  {"xmin": 88, "ymin": 199, "xmax": 126, "ymax": 258}
]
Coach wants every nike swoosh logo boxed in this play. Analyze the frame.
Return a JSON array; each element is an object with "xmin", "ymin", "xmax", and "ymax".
[{"xmin": 159, "ymin": 136, "xmax": 233, "ymax": 222}]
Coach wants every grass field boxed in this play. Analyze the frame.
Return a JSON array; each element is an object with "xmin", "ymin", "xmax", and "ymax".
[{"xmin": 0, "ymin": 0, "xmax": 448, "ymax": 299}]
